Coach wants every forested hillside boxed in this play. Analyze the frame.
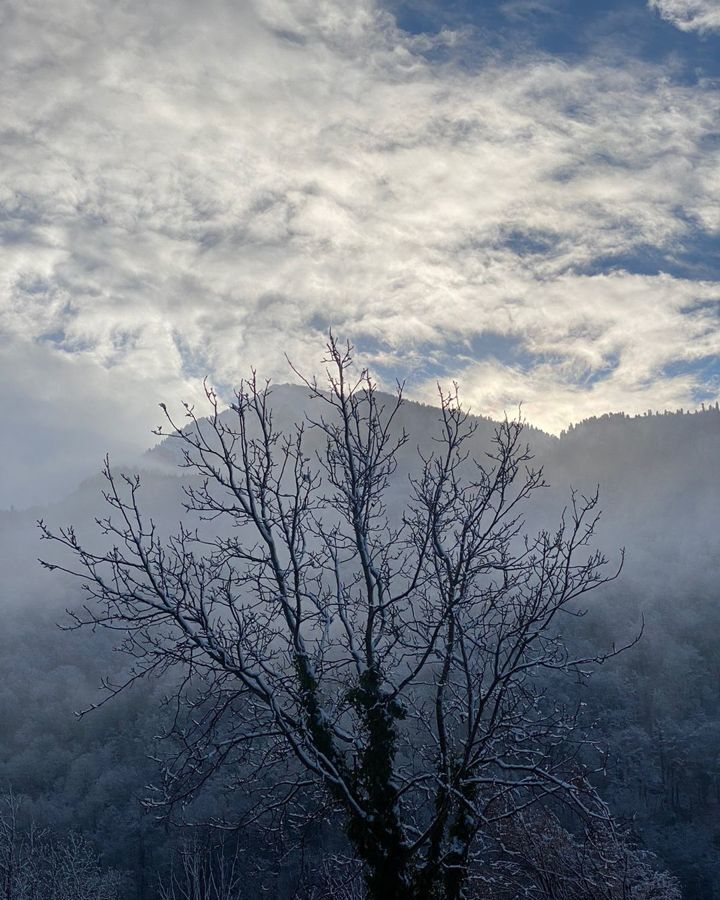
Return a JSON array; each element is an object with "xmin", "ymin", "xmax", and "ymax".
[{"xmin": 1, "ymin": 386, "xmax": 718, "ymax": 898}]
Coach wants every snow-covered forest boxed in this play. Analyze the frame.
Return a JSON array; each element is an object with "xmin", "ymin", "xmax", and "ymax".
[
  {"xmin": 2, "ymin": 0, "xmax": 719, "ymax": 894},
  {"xmin": 1, "ymin": 372, "xmax": 718, "ymax": 899}
]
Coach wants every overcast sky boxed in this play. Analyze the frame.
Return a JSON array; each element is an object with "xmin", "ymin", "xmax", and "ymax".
[{"xmin": 1, "ymin": 0, "xmax": 719, "ymax": 508}]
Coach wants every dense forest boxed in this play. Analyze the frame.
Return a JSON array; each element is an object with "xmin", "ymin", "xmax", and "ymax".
[{"xmin": 0, "ymin": 384, "xmax": 718, "ymax": 898}]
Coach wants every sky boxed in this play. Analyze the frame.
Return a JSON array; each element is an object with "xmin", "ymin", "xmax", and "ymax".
[{"xmin": 1, "ymin": 0, "xmax": 719, "ymax": 508}]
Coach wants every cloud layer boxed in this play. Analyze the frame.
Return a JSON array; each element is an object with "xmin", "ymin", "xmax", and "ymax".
[
  {"xmin": 1, "ymin": 0, "xmax": 719, "ymax": 505},
  {"xmin": 649, "ymin": 0, "xmax": 720, "ymax": 32}
]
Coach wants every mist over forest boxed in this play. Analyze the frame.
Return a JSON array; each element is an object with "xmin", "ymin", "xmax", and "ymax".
[
  {"xmin": 2, "ymin": 0, "xmax": 720, "ymax": 893},
  {"xmin": 1, "ymin": 383, "xmax": 718, "ymax": 898}
]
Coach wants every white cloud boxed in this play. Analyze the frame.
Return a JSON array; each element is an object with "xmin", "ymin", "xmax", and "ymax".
[
  {"xmin": 648, "ymin": 0, "xmax": 720, "ymax": 32},
  {"xmin": 0, "ymin": 0, "xmax": 719, "ymax": 504},
  {"xmin": 500, "ymin": 1, "xmax": 558, "ymax": 22},
  {"xmin": 415, "ymin": 271, "xmax": 720, "ymax": 433},
  {"xmin": 0, "ymin": 338, "xmax": 209, "ymax": 508}
]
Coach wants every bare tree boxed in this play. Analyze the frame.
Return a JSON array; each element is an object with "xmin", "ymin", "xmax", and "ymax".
[
  {"xmin": 158, "ymin": 833, "xmax": 243, "ymax": 900},
  {"xmin": 483, "ymin": 808, "xmax": 682, "ymax": 900},
  {"xmin": 40, "ymin": 338, "xmax": 630, "ymax": 900},
  {"xmin": 0, "ymin": 792, "xmax": 22, "ymax": 900},
  {"xmin": 0, "ymin": 792, "xmax": 122, "ymax": 900},
  {"xmin": 292, "ymin": 854, "xmax": 366, "ymax": 900}
]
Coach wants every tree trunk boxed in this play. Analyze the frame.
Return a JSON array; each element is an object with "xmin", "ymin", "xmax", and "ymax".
[
  {"xmin": 364, "ymin": 851, "xmax": 415, "ymax": 900},
  {"xmin": 345, "ymin": 667, "xmax": 415, "ymax": 900}
]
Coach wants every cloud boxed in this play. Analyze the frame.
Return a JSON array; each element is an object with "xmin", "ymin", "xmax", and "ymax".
[
  {"xmin": 648, "ymin": 0, "xmax": 720, "ymax": 32},
  {"xmin": 0, "ymin": 338, "xmax": 208, "ymax": 509},
  {"xmin": 500, "ymin": 1, "xmax": 558, "ymax": 22},
  {"xmin": 413, "ymin": 271, "xmax": 720, "ymax": 433},
  {"xmin": 0, "ymin": 0, "xmax": 719, "ymax": 505}
]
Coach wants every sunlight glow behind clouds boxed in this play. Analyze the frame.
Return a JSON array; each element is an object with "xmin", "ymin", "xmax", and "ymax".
[{"xmin": 1, "ymin": 0, "xmax": 719, "ymax": 505}]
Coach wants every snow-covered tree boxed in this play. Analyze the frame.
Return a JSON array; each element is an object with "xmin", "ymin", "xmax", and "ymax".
[
  {"xmin": 158, "ymin": 834, "xmax": 243, "ymax": 900},
  {"xmin": 0, "ymin": 792, "xmax": 122, "ymax": 900},
  {"xmin": 41, "ymin": 338, "xmax": 632, "ymax": 900},
  {"xmin": 484, "ymin": 808, "xmax": 682, "ymax": 899}
]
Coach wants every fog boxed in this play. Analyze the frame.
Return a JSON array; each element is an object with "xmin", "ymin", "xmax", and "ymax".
[{"xmin": 1, "ymin": 384, "xmax": 718, "ymax": 897}]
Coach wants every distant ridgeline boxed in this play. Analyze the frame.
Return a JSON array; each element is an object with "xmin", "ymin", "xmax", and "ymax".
[
  {"xmin": 561, "ymin": 402, "xmax": 720, "ymax": 435},
  {"xmin": 0, "ymin": 386, "xmax": 718, "ymax": 899}
]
